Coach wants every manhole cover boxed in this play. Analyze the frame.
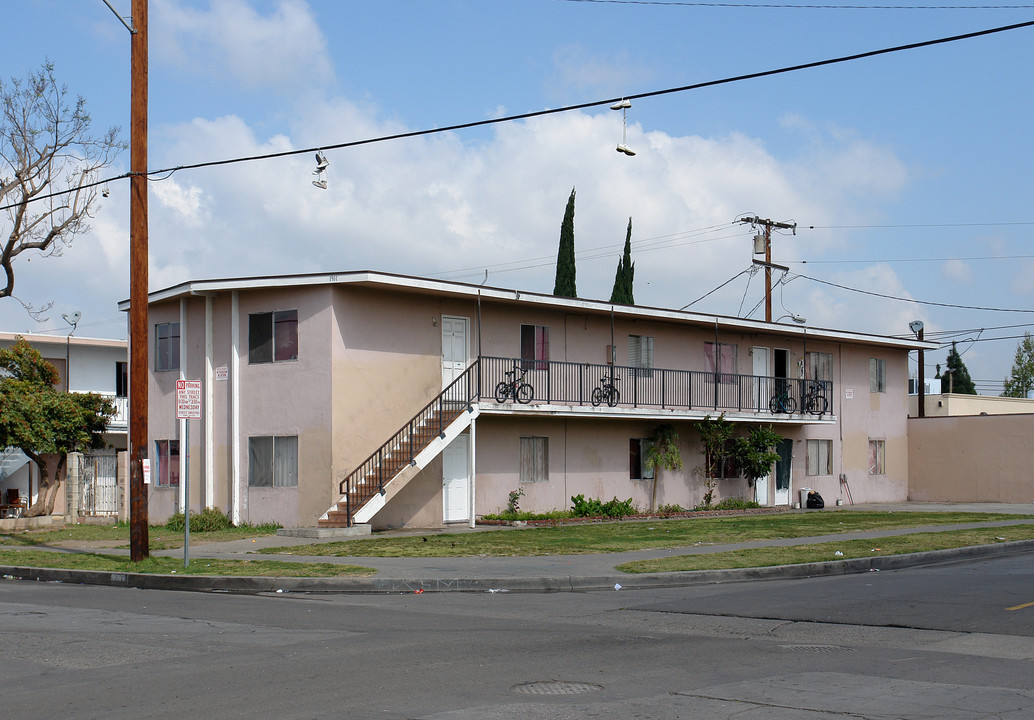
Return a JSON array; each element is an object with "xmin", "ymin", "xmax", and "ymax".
[
  {"xmin": 779, "ymin": 644, "xmax": 855, "ymax": 653},
  {"xmin": 512, "ymin": 681, "xmax": 604, "ymax": 696}
]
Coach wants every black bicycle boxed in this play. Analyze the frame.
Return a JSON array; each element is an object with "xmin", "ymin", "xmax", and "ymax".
[
  {"xmin": 591, "ymin": 374, "xmax": 620, "ymax": 407},
  {"xmin": 769, "ymin": 384, "xmax": 797, "ymax": 414},
  {"xmin": 495, "ymin": 364, "xmax": 534, "ymax": 404},
  {"xmin": 802, "ymin": 380, "xmax": 829, "ymax": 416}
]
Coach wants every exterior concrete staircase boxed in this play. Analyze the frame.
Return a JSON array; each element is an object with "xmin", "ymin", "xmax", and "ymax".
[{"xmin": 319, "ymin": 362, "xmax": 480, "ymax": 528}]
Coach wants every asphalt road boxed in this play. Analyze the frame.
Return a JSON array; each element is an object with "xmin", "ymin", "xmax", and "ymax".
[{"xmin": 3, "ymin": 548, "xmax": 1034, "ymax": 719}]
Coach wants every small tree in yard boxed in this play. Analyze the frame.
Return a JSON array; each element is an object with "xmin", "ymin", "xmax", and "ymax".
[
  {"xmin": 733, "ymin": 425, "xmax": 782, "ymax": 489},
  {"xmin": 1, "ymin": 62, "xmax": 125, "ymax": 314},
  {"xmin": 0, "ymin": 338, "xmax": 114, "ymax": 516},
  {"xmin": 694, "ymin": 414, "xmax": 733, "ymax": 509},
  {"xmin": 643, "ymin": 423, "xmax": 683, "ymax": 511}
]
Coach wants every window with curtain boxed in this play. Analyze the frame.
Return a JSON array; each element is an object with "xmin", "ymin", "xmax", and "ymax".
[
  {"xmin": 807, "ymin": 352, "xmax": 833, "ymax": 382},
  {"xmin": 628, "ymin": 335, "xmax": 654, "ymax": 378},
  {"xmin": 155, "ymin": 439, "xmax": 179, "ymax": 487},
  {"xmin": 519, "ymin": 436, "xmax": 548, "ymax": 483},
  {"xmin": 870, "ymin": 358, "xmax": 886, "ymax": 393},
  {"xmin": 249, "ymin": 310, "xmax": 299, "ymax": 364},
  {"xmin": 520, "ymin": 325, "xmax": 549, "ymax": 370},
  {"xmin": 868, "ymin": 439, "xmax": 886, "ymax": 475},
  {"xmin": 248, "ymin": 435, "xmax": 299, "ymax": 487},
  {"xmin": 806, "ymin": 439, "xmax": 832, "ymax": 476},
  {"xmin": 705, "ymin": 342, "xmax": 738, "ymax": 384}
]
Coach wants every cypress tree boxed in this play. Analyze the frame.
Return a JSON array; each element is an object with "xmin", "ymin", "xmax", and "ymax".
[
  {"xmin": 553, "ymin": 188, "xmax": 577, "ymax": 298},
  {"xmin": 609, "ymin": 217, "xmax": 635, "ymax": 305},
  {"xmin": 943, "ymin": 341, "xmax": 977, "ymax": 394}
]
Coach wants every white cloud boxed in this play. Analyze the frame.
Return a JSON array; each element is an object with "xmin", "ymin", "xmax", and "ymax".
[
  {"xmin": 153, "ymin": 0, "xmax": 333, "ymax": 92},
  {"xmin": 152, "ymin": 180, "xmax": 207, "ymax": 227},
  {"xmin": 0, "ymin": 90, "xmax": 916, "ymax": 350},
  {"xmin": 941, "ymin": 258, "xmax": 972, "ymax": 284}
]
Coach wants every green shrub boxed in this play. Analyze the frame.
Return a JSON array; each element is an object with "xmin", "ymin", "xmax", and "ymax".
[
  {"xmin": 570, "ymin": 494, "xmax": 637, "ymax": 518},
  {"xmin": 693, "ymin": 497, "xmax": 761, "ymax": 511},
  {"xmin": 480, "ymin": 509, "xmax": 573, "ymax": 522},
  {"xmin": 164, "ymin": 507, "xmax": 233, "ymax": 532},
  {"xmin": 656, "ymin": 503, "xmax": 686, "ymax": 514}
]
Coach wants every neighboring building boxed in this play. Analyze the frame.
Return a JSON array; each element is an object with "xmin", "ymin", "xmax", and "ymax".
[
  {"xmin": 126, "ymin": 271, "xmax": 930, "ymax": 529},
  {"xmin": 910, "ymin": 391, "xmax": 1034, "ymax": 418},
  {"xmin": 0, "ymin": 332, "xmax": 127, "ymax": 516}
]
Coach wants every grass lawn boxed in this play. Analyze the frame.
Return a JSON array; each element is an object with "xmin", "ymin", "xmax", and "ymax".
[
  {"xmin": 0, "ymin": 523, "xmax": 280, "ymax": 551},
  {"xmin": 256, "ymin": 511, "xmax": 1034, "ymax": 558},
  {"xmin": 616, "ymin": 524, "xmax": 1034, "ymax": 573},
  {"xmin": 0, "ymin": 549, "xmax": 375, "ymax": 577}
]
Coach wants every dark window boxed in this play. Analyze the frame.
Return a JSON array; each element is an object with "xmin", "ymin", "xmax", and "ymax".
[
  {"xmin": 248, "ymin": 435, "xmax": 299, "ymax": 487},
  {"xmin": 629, "ymin": 438, "xmax": 655, "ymax": 480},
  {"xmin": 249, "ymin": 310, "xmax": 298, "ymax": 364},
  {"xmin": 116, "ymin": 361, "xmax": 128, "ymax": 398},
  {"xmin": 520, "ymin": 324, "xmax": 549, "ymax": 370},
  {"xmin": 155, "ymin": 323, "xmax": 180, "ymax": 371},
  {"xmin": 706, "ymin": 442, "xmax": 740, "ymax": 479}
]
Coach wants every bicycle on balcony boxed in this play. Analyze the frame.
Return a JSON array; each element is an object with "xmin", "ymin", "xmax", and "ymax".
[
  {"xmin": 769, "ymin": 384, "xmax": 797, "ymax": 414},
  {"xmin": 591, "ymin": 374, "xmax": 620, "ymax": 407},
  {"xmin": 802, "ymin": 380, "xmax": 829, "ymax": 416},
  {"xmin": 495, "ymin": 363, "xmax": 534, "ymax": 404}
]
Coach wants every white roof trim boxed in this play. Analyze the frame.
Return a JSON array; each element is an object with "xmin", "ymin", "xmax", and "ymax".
[{"xmin": 118, "ymin": 270, "xmax": 936, "ymax": 351}]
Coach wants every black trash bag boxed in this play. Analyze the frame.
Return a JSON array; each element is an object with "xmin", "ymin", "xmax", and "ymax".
[{"xmin": 806, "ymin": 490, "xmax": 824, "ymax": 509}]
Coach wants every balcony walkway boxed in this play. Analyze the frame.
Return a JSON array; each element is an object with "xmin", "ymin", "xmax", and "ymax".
[{"xmin": 477, "ymin": 356, "xmax": 836, "ymax": 424}]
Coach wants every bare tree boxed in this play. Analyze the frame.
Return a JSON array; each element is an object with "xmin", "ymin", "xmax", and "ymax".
[{"xmin": 1, "ymin": 62, "xmax": 125, "ymax": 314}]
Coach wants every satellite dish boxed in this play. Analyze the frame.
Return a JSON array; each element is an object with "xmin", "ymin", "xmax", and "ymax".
[
  {"xmin": 908, "ymin": 320, "xmax": 924, "ymax": 334},
  {"xmin": 62, "ymin": 311, "xmax": 81, "ymax": 324}
]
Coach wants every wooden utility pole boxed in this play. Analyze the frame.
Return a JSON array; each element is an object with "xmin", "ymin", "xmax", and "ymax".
[
  {"xmin": 740, "ymin": 216, "xmax": 796, "ymax": 322},
  {"xmin": 129, "ymin": 0, "xmax": 149, "ymax": 561}
]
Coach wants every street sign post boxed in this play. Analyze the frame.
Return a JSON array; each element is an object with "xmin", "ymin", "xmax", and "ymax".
[{"xmin": 176, "ymin": 380, "xmax": 202, "ymax": 567}]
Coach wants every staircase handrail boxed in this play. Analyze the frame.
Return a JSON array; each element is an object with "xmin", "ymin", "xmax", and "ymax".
[{"xmin": 336, "ymin": 360, "xmax": 481, "ymax": 522}]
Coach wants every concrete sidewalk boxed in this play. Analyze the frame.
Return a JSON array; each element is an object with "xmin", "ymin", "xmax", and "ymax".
[{"xmin": 2, "ymin": 502, "xmax": 1034, "ymax": 594}]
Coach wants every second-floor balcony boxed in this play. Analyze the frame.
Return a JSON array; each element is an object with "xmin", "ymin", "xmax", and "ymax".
[
  {"xmin": 477, "ymin": 356, "xmax": 834, "ymax": 423},
  {"xmin": 99, "ymin": 394, "xmax": 129, "ymax": 430}
]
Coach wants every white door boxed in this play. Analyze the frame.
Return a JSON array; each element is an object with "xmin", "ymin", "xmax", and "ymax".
[
  {"xmin": 441, "ymin": 316, "xmax": 469, "ymax": 389},
  {"xmin": 752, "ymin": 346, "xmax": 770, "ymax": 413},
  {"xmin": 443, "ymin": 434, "xmax": 470, "ymax": 523},
  {"xmin": 754, "ymin": 467, "xmax": 770, "ymax": 506}
]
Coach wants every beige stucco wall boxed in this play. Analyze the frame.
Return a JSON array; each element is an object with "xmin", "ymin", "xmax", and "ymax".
[
  {"xmin": 910, "ymin": 393, "xmax": 1034, "ymax": 417},
  {"xmin": 908, "ymin": 414, "xmax": 1034, "ymax": 502},
  {"xmin": 146, "ymin": 278, "xmax": 916, "ymax": 528}
]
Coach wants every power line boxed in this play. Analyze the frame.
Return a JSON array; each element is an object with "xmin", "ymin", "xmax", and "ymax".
[
  {"xmin": 5, "ymin": 19, "xmax": 1034, "ymax": 213},
  {"xmin": 794, "ymin": 272, "xmax": 1034, "ymax": 313},
  {"xmin": 789, "ymin": 254, "xmax": 1034, "ymax": 265},
  {"xmin": 560, "ymin": 1, "xmax": 1034, "ymax": 7},
  {"xmin": 805, "ymin": 221, "xmax": 1034, "ymax": 229}
]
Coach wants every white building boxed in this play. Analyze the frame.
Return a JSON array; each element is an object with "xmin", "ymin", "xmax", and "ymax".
[{"xmin": 0, "ymin": 332, "xmax": 127, "ymax": 517}]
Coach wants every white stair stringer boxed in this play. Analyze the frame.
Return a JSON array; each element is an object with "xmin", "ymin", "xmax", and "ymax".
[{"xmin": 322, "ymin": 404, "xmax": 480, "ymax": 525}]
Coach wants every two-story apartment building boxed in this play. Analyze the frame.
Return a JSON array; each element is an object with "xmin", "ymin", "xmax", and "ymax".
[
  {"xmin": 0, "ymin": 332, "xmax": 128, "ymax": 517},
  {"xmin": 129, "ymin": 271, "xmax": 931, "ymax": 529}
]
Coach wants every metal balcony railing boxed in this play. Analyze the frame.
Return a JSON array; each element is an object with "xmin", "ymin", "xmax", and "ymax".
[{"xmin": 478, "ymin": 356, "xmax": 833, "ymax": 416}]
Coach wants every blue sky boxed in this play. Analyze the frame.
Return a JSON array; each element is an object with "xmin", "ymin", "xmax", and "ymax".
[{"xmin": 2, "ymin": 1, "xmax": 1033, "ymax": 391}]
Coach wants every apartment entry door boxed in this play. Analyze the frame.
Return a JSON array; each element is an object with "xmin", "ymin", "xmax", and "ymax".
[
  {"xmin": 773, "ymin": 438, "xmax": 793, "ymax": 506},
  {"xmin": 441, "ymin": 316, "xmax": 470, "ymax": 390},
  {"xmin": 442, "ymin": 434, "xmax": 470, "ymax": 523}
]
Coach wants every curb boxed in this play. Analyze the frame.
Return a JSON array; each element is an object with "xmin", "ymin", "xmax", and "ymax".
[{"xmin": 3, "ymin": 538, "xmax": 1033, "ymax": 595}]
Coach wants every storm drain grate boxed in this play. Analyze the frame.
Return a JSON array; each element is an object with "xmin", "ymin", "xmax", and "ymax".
[
  {"xmin": 779, "ymin": 644, "xmax": 855, "ymax": 653},
  {"xmin": 512, "ymin": 681, "xmax": 604, "ymax": 696}
]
